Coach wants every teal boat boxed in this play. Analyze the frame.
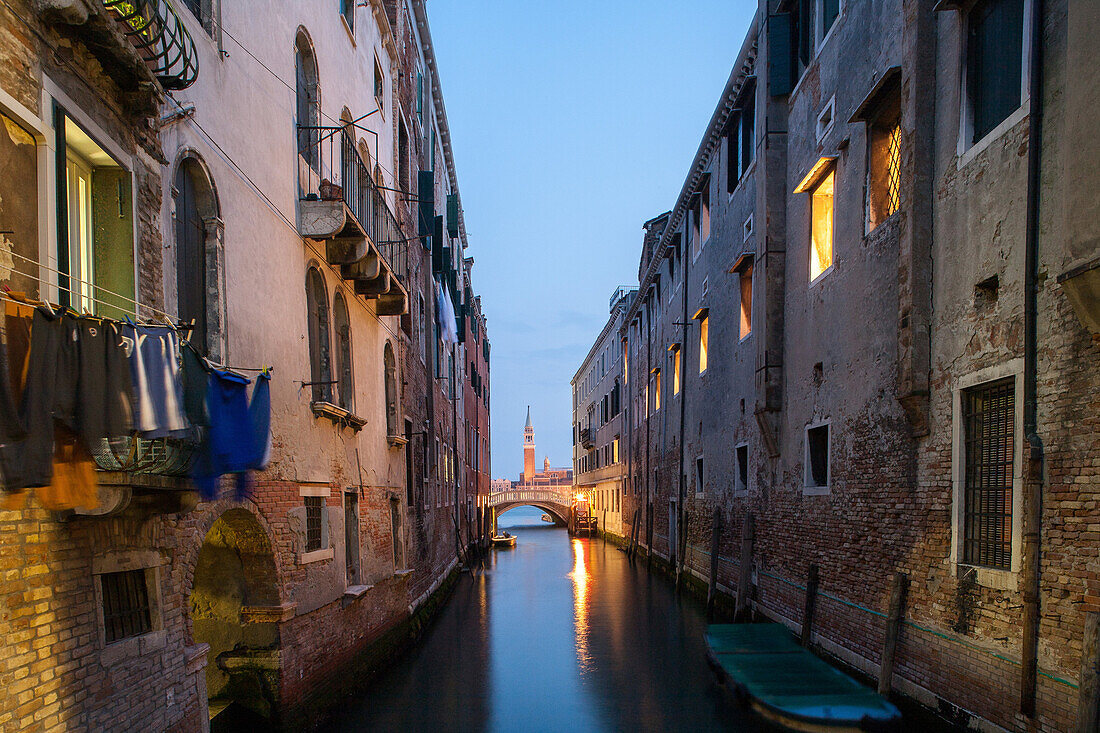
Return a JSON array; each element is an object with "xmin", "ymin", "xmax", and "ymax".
[{"xmin": 705, "ymin": 624, "xmax": 901, "ymax": 732}]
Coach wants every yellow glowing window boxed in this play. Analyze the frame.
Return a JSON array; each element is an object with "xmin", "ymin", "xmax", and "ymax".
[
  {"xmin": 653, "ymin": 369, "xmax": 662, "ymax": 411},
  {"xmin": 671, "ymin": 346, "xmax": 681, "ymax": 395},
  {"xmin": 810, "ymin": 170, "xmax": 834, "ymax": 281},
  {"xmin": 739, "ymin": 265, "xmax": 753, "ymax": 340},
  {"xmin": 612, "ymin": 438, "xmax": 619, "ymax": 463},
  {"xmin": 698, "ymin": 316, "xmax": 709, "ymax": 373}
]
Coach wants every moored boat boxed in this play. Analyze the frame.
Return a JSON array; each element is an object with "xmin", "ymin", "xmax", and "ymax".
[
  {"xmin": 541, "ymin": 514, "xmax": 553, "ymax": 523},
  {"xmin": 491, "ymin": 533, "xmax": 517, "ymax": 548},
  {"xmin": 704, "ymin": 623, "xmax": 901, "ymax": 732}
]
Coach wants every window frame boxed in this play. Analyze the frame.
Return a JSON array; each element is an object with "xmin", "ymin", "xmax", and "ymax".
[
  {"xmin": 695, "ymin": 455, "xmax": 705, "ymax": 498},
  {"xmin": 803, "ymin": 420, "xmax": 831, "ymax": 495},
  {"xmin": 807, "ymin": 167, "xmax": 836, "ymax": 285},
  {"xmin": 734, "ymin": 442, "xmax": 750, "ymax": 496},
  {"xmin": 91, "ymin": 552, "xmax": 165, "ymax": 662},
  {"xmin": 695, "ymin": 311, "xmax": 709, "ymax": 374}
]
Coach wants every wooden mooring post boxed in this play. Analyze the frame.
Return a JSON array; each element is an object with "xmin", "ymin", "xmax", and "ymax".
[
  {"xmin": 801, "ymin": 564, "xmax": 820, "ymax": 648},
  {"xmin": 628, "ymin": 508, "xmax": 640, "ymax": 562},
  {"xmin": 878, "ymin": 572, "xmax": 909, "ymax": 696},
  {"xmin": 1078, "ymin": 611, "xmax": 1100, "ymax": 732},
  {"xmin": 734, "ymin": 513, "xmax": 754, "ymax": 622},
  {"xmin": 706, "ymin": 508, "xmax": 722, "ymax": 619}
]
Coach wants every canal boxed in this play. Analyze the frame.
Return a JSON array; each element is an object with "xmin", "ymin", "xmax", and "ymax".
[{"xmin": 330, "ymin": 506, "xmax": 775, "ymax": 732}]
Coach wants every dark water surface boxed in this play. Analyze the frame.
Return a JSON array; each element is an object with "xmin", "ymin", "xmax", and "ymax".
[{"xmin": 329, "ymin": 506, "xmax": 774, "ymax": 732}]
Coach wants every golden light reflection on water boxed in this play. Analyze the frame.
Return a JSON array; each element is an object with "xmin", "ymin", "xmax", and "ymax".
[{"xmin": 570, "ymin": 538, "xmax": 592, "ymax": 671}]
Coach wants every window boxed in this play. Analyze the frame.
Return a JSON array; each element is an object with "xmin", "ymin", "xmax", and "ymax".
[
  {"xmin": 295, "ymin": 33, "xmax": 320, "ymax": 173},
  {"xmin": 743, "ymin": 214, "xmax": 754, "ymax": 241},
  {"xmin": 398, "ymin": 119, "xmax": 409, "ymax": 194},
  {"xmin": 699, "ymin": 182, "xmax": 711, "ymax": 245},
  {"xmin": 697, "ymin": 314, "xmax": 709, "ymax": 373},
  {"xmin": 670, "ymin": 345, "xmax": 681, "ymax": 395},
  {"xmin": 416, "ymin": 69, "xmax": 423, "ymax": 124},
  {"xmin": 305, "ymin": 496, "xmax": 323, "ymax": 552},
  {"xmin": 966, "ymin": 0, "xmax": 1026, "ymax": 145},
  {"xmin": 612, "ymin": 437, "xmax": 619, "ymax": 463},
  {"xmin": 306, "ymin": 268, "xmax": 332, "ymax": 403},
  {"xmin": 340, "ymin": 0, "xmax": 354, "ymax": 32},
  {"xmin": 962, "ymin": 379, "xmax": 1015, "ymax": 569},
  {"xmin": 373, "ymin": 56, "xmax": 385, "ymax": 111},
  {"xmin": 390, "ymin": 496, "xmax": 403, "ymax": 569},
  {"xmin": 816, "ymin": 97, "xmax": 835, "ymax": 143},
  {"xmin": 866, "ymin": 87, "xmax": 902, "ymax": 231},
  {"xmin": 695, "ymin": 456, "xmax": 704, "ymax": 495},
  {"xmin": 809, "ymin": 169, "xmax": 835, "ymax": 281},
  {"xmin": 739, "ymin": 265, "xmax": 753, "ymax": 340},
  {"xmin": 55, "ymin": 112, "xmax": 135, "ymax": 317},
  {"xmin": 653, "ymin": 369, "xmax": 661, "ymax": 411},
  {"xmin": 805, "ymin": 423, "xmax": 830, "ymax": 491},
  {"xmin": 735, "ymin": 444, "xmax": 749, "ymax": 493},
  {"xmin": 181, "ymin": 0, "xmax": 215, "ymax": 34},
  {"xmin": 100, "ymin": 569, "xmax": 152, "ymax": 643},
  {"xmin": 384, "ymin": 342, "xmax": 398, "ymax": 437},
  {"xmin": 418, "ymin": 292, "xmax": 426, "ymax": 359},
  {"xmin": 818, "ymin": 0, "xmax": 840, "ymax": 45},
  {"xmin": 333, "ymin": 292, "xmax": 353, "ymax": 410},
  {"xmin": 727, "ymin": 79, "xmax": 757, "ymax": 193}
]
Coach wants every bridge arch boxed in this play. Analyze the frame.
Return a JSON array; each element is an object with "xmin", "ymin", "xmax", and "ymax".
[{"xmin": 495, "ymin": 502, "xmax": 569, "ymax": 526}]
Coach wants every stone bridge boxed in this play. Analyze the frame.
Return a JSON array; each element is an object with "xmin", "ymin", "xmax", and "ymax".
[{"xmin": 487, "ymin": 487, "xmax": 573, "ymax": 528}]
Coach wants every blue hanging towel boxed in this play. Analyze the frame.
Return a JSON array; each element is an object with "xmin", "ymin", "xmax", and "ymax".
[{"xmin": 193, "ymin": 369, "xmax": 272, "ymax": 500}]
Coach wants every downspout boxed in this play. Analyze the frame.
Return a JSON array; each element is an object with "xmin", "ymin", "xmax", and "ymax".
[
  {"xmin": 645, "ymin": 304, "xmax": 653, "ymax": 565},
  {"xmin": 1020, "ymin": 0, "xmax": 1045, "ymax": 717},
  {"xmin": 677, "ymin": 250, "xmax": 690, "ymax": 588}
]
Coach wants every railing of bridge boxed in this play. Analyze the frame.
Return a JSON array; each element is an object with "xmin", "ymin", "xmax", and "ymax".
[{"xmin": 487, "ymin": 487, "xmax": 574, "ymax": 507}]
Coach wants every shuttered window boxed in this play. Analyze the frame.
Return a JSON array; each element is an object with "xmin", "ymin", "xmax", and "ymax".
[
  {"xmin": 306, "ymin": 268, "xmax": 332, "ymax": 403},
  {"xmin": 333, "ymin": 292, "xmax": 353, "ymax": 410}
]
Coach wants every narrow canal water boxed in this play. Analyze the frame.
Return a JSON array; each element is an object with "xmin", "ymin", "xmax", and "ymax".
[{"xmin": 330, "ymin": 506, "xmax": 776, "ymax": 732}]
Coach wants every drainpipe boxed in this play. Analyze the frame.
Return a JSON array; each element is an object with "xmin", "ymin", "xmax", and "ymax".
[
  {"xmin": 645, "ymin": 302, "xmax": 653, "ymax": 566},
  {"xmin": 1020, "ymin": 0, "xmax": 1045, "ymax": 716},
  {"xmin": 677, "ymin": 249, "xmax": 690, "ymax": 589}
]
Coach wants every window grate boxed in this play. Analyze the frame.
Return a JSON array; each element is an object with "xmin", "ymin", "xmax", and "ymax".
[
  {"xmin": 305, "ymin": 496, "xmax": 323, "ymax": 552},
  {"xmin": 962, "ymin": 379, "xmax": 1015, "ymax": 569},
  {"xmin": 886, "ymin": 123, "xmax": 901, "ymax": 216},
  {"xmin": 101, "ymin": 569, "xmax": 151, "ymax": 644}
]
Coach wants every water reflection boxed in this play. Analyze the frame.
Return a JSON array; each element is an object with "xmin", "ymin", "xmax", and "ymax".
[{"xmin": 329, "ymin": 506, "xmax": 773, "ymax": 732}]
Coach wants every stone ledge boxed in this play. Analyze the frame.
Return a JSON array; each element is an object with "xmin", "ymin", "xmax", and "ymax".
[{"xmin": 239, "ymin": 603, "xmax": 297, "ymax": 623}]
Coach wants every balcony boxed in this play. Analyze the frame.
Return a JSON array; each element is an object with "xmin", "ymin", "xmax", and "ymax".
[
  {"xmin": 81, "ymin": 434, "xmax": 200, "ymax": 515},
  {"xmin": 579, "ymin": 426, "xmax": 595, "ymax": 450},
  {"xmin": 39, "ymin": 0, "xmax": 198, "ymax": 98},
  {"xmin": 297, "ymin": 125, "xmax": 409, "ymax": 316}
]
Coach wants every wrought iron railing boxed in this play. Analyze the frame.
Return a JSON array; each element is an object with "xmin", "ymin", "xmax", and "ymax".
[
  {"xmin": 92, "ymin": 434, "xmax": 199, "ymax": 477},
  {"xmin": 488, "ymin": 487, "xmax": 574, "ymax": 507},
  {"xmin": 297, "ymin": 124, "xmax": 409, "ymax": 288},
  {"xmin": 103, "ymin": 0, "xmax": 199, "ymax": 90}
]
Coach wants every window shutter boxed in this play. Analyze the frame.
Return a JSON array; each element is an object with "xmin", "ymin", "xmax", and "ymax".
[
  {"xmin": 447, "ymin": 193, "xmax": 459, "ymax": 237},
  {"xmin": 418, "ymin": 170, "xmax": 434, "ymax": 248},
  {"xmin": 768, "ymin": 14, "xmax": 794, "ymax": 97},
  {"xmin": 432, "ymin": 215, "xmax": 445, "ymax": 273}
]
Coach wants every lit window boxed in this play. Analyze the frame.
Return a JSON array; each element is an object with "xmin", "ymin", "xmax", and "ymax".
[
  {"xmin": 653, "ymin": 369, "xmax": 662, "ymax": 411},
  {"xmin": 866, "ymin": 82, "xmax": 902, "ymax": 231},
  {"xmin": 739, "ymin": 265, "xmax": 753, "ymax": 340},
  {"xmin": 809, "ymin": 170, "xmax": 835, "ymax": 281},
  {"xmin": 699, "ymin": 184, "xmax": 711, "ymax": 245},
  {"xmin": 966, "ymin": 0, "xmax": 1026, "ymax": 145},
  {"xmin": 671, "ymin": 345, "xmax": 681, "ymax": 395},
  {"xmin": 698, "ymin": 315, "xmax": 709, "ymax": 373},
  {"xmin": 612, "ymin": 438, "xmax": 619, "ymax": 464}
]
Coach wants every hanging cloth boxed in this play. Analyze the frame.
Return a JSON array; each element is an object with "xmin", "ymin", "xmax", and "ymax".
[
  {"xmin": 193, "ymin": 369, "xmax": 272, "ymax": 500},
  {"xmin": 436, "ymin": 280, "xmax": 458, "ymax": 345},
  {"xmin": 75, "ymin": 317, "xmax": 134, "ymax": 444},
  {"xmin": 121, "ymin": 323, "xmax": 190, "ymax": 439}
]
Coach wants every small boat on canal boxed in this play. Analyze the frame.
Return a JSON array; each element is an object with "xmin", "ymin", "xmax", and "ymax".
[
  {"xmin": 541, "ymin": 514, "xmax": 553, "ymax": 523},
  {"xmin": 705, "ymin": 623, "xmax": 901, "ymax": 732},
  {"xmin": 491, "ymin": 532, "xmax": 517, "ymax": 548}
]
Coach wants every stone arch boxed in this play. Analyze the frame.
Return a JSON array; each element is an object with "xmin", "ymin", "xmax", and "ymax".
[
  {"xmin": 172, "ymin": 149, "xmax": 226, "ymax": 361},
  {"xmin": 188, "ymin": 506, "xmax": 282, "ymax": 722},
  {"xmin": 496, "ymin": 502, "xmax": 569, "ymax": 526}
]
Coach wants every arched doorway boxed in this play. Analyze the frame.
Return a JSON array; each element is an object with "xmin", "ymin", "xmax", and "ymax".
[{"xmin": 190, "ymin": 508, "xmax": 281, "ymax": 728}]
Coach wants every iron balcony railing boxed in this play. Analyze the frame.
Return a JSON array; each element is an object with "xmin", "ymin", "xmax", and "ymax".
[
  {"xmin": 103, "ymin": 0, "xmax": 199, "ymax": 90},
  {"xmin": 92, "ymin": 434, "xmax": 199, "ymax": 477},
  {"xmin": 297, "ymin": 124, "xmax": 409, "ymax": 287}
]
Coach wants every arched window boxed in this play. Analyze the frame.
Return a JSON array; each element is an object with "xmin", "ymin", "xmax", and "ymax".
[
  {"xmin": 372, "ymin": 164, "xmax": 384, "ymax": 243},
  {"xmin": 305, "ymin": 268, "xmax": 332, "ymax": 403},
  {"xmin": 295, "ymin": 31, "xmax": 320, "ymax": 172},
  {"xmin": 384, "ymin": 342, "xmax": 398, "ymax": 437},
  {"xmin": 333, "ymin": 291, "xmax": 353, "ymax": 410},
  {"xmin": 340, "ymin": 108, "xmax": 358, "ymax": 216},
  {"xmin": 174, "ymin": 157, "xmax": 219, "ymax": 356}
]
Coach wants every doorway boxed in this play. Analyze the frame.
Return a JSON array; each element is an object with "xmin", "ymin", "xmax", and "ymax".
[{"xmin": 345, "ymin": 490, "xmax": 360, "ymax": 587}]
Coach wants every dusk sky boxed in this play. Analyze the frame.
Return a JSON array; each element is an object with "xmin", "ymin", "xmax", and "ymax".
[{"xmin": 426, "ymin": 1, "xmax": 757, "ymax": 479}]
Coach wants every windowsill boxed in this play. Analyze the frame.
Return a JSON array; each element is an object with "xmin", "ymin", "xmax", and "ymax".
[
  {"xmin": 310, "ymin": 401, "xmax": 367, "ymax": 431},
  {"xmin": 343, "ymin": 584, "xmax": 372, "ymax": 601},
  {"xmin": 728, "ymin": 161, "xmax": 757, "ymax": 201},
  {"xmin": 394, "ymin": 568, "xmax": 414, "ymax": 578},
  {"xmin": 957, "ymin": 102, "xmax": 1029, "ymax": 170},
  {"xmin": 865, "ymin": 211, "xmax": 901, "ymax": 238},
  {"xmin": 739, "ymin": 333, "xmax": 753, "ymax": 344},
  {"xmin": 299, "ymin": 548, "xmax": 334, "ymax": 565},
  {"xmin": 803, "ymin": 485, "xmax": 831, "ymax": 496},
  {"xmin": 698, "ymin": 369, "xmax": 708, "ymax": 378},
  {"xmin": 955, "ymin": 563, "xmax": 1017, "ymax": 591},
  {"xmin": 733, "ymin": 489, "xmax": 750, "ymax": 498},
  {"xmin": 100, "ymin": 628, "xmax": 166, "ymax": 665},
  {"xmin": 809, "ymin": 264, "xmax": 835, "ymax": 289},
  {"xmin": 388, "ymin": 434, "xmax": 409, "ymax": 448},
  {"xmin": 340, "ymin": 14, "xmax": 355, "ymax": 44}
]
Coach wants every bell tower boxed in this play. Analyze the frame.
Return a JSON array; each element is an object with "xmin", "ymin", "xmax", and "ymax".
[{"xmin": 523, "ymin": 406, "xmax": 535, "ymax": 482}]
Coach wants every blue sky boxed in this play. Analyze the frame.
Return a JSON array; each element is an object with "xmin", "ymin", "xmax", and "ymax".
[{"xmin": 426, "ymin": 1, "xmax": 757, "ymax": 479}]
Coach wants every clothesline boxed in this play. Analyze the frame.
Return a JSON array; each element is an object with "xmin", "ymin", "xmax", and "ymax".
[{"xmin": 4, "ymin": 250, "xmax": 181, "ymax": 324}]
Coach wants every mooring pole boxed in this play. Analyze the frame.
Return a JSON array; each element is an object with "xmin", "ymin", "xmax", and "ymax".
[
  {"xmin": 734, "ymin": 512, "xmax": 754, "ymax": 622},
  {"xmin": 707, "ymin": 508, "xmax": 722, "ymax": 619},
  {"xmin": 801, "ymin": 564, "xmax": 819, "ymax": 648},
  {"xmin": 878, "ymin": 572, "xmax": 909, "ymax": 695}
]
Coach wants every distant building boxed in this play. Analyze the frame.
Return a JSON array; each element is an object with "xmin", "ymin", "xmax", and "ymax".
[
  {"xmin": 511, "ymin": 408, "xmax": 572, "ymax": 490},
  {"xmin": 571, "ymin": 286, "xmax": 634, "ymax": 537}
]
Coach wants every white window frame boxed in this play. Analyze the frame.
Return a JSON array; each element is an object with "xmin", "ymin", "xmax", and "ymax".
[
  {"xmin": 956, "ymin": 0, "xmax": 1034, "ymax": 165},
  {"xmin": 299, "ymin": 484, "xmax": 334, "ymax": 563},
  {"xmin": 743, "ymin": 213, "xmax": 754, "ymax": 242},
  {"xmin": 949, "ymin": 359, "xmax": 1024, "ymax": 590},
  {"xmin": 803, "ymin": 420, "xmax": 831, "ymax": 496},
  {"xmin": 816, "ymin": 96, "xmax": 836, "ymax": 144},
  {"xmin": 814, "ymin": 0, "xmax": 844, "ymax": 51}
]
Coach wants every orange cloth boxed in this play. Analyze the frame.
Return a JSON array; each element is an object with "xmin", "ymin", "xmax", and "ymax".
[{"xmin": 37, "ymin": 426, "xmax": 99, "ymax": 511}]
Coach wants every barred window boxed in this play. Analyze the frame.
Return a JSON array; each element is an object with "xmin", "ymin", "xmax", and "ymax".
[
  {"xmin": 305, "ymin": 496, "xmax": 323, "ymax": 552},
  {"xmin": 100, "ymin": 570, "xmax": 152, "ymax": 643},
  {"xmin": 962, "ymin": 379, "xmax": 1015, "ymax": 569}
]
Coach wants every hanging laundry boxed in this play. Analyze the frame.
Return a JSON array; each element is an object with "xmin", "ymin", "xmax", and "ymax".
[
  {"xmin": 192, "ymin": 369, "xmax": 272, "ymax": 500},
  {"xmin": 39, "ymin": 425, "xmax": 98, "ymax": 511},
  {"xmin": 436, "ymin": 281, "xmax": 458, "ymax": 345},
  {"xmin": 75, "ymin": 317, "xmax": 133, "ymax": 444},
  {"xmin": 120, "ymin": 323, "xmax": 190, "ymax": 439},
  {"xmin": 180, "ymin": 342, "xmax": 210, "ymax": 430}
]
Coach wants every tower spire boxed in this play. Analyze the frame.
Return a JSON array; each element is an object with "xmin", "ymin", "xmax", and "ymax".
[{"xmin": 525, "ymin": 405, "xmax": 532, "ymax": 429}]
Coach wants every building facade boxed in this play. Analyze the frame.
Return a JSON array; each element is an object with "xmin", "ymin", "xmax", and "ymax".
[
  {"xmin": 0, "ymin": 0, "xmax": 489, "ymax": 730},
  {"xmin": 612, "ymin": 1, "xmax": 1100, "ymax": 731},
  {"xmin": 571, "ymin": 286, "xmax": 632, "ymax": 538}
]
